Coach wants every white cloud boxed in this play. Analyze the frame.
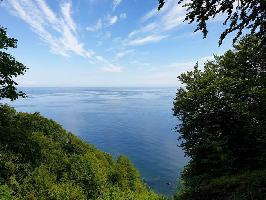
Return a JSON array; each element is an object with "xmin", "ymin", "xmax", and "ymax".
[
  {"xmin": 128, "ymin": 0, "xmax": 224, "ymax": 47},
  {"xmin": 115, "ymin": 49, "xmax": 133, "ymax": 59},
  {"xmin": 140, "ymin": 0, "xmax": 175, "ymax": 23},
  {"xmin": 140, "ymin": 8, "xmax": 158, "ymax": 22},
  {"xmin": 6, "ymin": 0, "xmax": 120, "ymax": 73},
  {"xmin": 106, "ymin": 14, "xmax": 118, "ymax": 26},
  {"xmin": 87, "ymin": 13, "xmax": 123, "ymax": 33},
  {"xmin": 7, "ymin": 0, "xmax": 92, "ymax": 58},
  {"xmin": 102, "ymin": 65, "xmax": 122, "ymax": 73},
  {"xmin": 61, "ymin": 2, "xmax": 76, "ymax": 32},
  {"xmin": 127, "ymin": 35, "xmax": 168, "ymax": 46},
  {"xmin": 128, "ymin": 23, "xmax": 157, "ymax": 38},
  {"xmin": 35, "ymin": 0, "xmax": 57, "ymax": 25},
  {"xmin": 161, "ymin": 4, "xmax": 185, "ymax": 31},
  {"xmin": 113, "ymin": 0, "xmax": 123, "ymax": 10},
  {"xmin": 125, "ymin": 0, "xmax": 187, "ymax": 46},
  {"xmin": 120, "ymin": 13, "xmax": 127, "ymax": 20},
  {"xmin": 96, "ymin": 55, "xmax": 123, "ymax": 73},
  {"xmin": 86, "ymin": 19, "xmax": 102, "ymax": 32}
]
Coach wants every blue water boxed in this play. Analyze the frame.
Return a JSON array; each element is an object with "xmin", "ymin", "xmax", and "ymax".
[{"xmin": 5, "ymin": 87, "xmax": 188, "ymax": 195}]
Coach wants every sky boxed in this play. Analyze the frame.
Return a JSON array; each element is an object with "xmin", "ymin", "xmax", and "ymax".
[{"xmin": 0, "ymin": 0, "xmax": 234, "ymax": 87}]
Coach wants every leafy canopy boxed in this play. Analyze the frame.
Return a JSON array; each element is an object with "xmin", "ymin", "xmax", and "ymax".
[
  {"xmin": 158, "ymin": 0, "xmax": 266, "ymax": 45},
  {"xmin": 0, "ymin": 27, "xmax": 27, "ymax": 101},
  {"xmin": 173, "ymin": 35, "xmax": 266, "ymax": 199},
  {"xmin": 0, "ymin": 105, "xmax": 165, "ymax": 200}
]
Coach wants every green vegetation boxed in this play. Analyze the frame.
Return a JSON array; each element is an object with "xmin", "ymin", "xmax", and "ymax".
[
  {"xmin": 0, "ymin": 25, "xmax": 164, "ymax": 200},
  {"xmin": 173, "ymin": 35, "xmax": 266, "ymax": 199},
  {"xmin": 175, "ymin": 170, "xmax": 266, "ymax": 200},
  {"xmin": 158, "ymin": 0, "xmax": 266, "ymax": 45},
  {"xmin": 0, "ymin": 26, "xmax": 27, "ymax": 100},
  {"xmin": 1, "ymin": 2, "xmax": 265, "ymax": 199},
  {"xmin": 0, "ymin": 105, "xmax": 165, "ymax": 200}
]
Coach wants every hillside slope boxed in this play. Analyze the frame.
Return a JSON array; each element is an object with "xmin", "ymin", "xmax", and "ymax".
[{"xmin": 0, "ymin": 105, "xmax": 165, "ymax": 200}]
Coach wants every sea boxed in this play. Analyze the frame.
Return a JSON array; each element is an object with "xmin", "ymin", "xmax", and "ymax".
[{"xmin": 4, "ymin": 87, "xmax": 188, "ymax": 196}]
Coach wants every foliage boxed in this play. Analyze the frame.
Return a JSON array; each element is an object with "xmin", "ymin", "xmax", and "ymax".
[
  {"xmin": 0, "ymin": 105, "xmax": 165, "ymax": 200},
  {"xmin": 158, "ymin": 0, "xmax": 266, "ymax": 45},
  {"xmin": 173, "ymin": 35, "xmax": 266, "ymax": 199},
  {"xmin": 0, "ymin": 27, "xmax": 27, "ymax": 100},
  {"xmin": 0, "ymin": 184, "xmax": 13, "ymax": 200},
  {"xmin": 174, "ymin": 170, "xmax": 266, "ymax": 200},
  {"xmin": 98, "ymin": 185, "xmax": 162, "ymax": 200}
]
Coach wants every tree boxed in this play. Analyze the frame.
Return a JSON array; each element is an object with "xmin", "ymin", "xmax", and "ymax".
[
  {"xmin": 173, "ymin": 35, "xmax": 266, "ymax": 199},
  {"xmin": 158, "ymin": 0, "xmax": 266, "ymax": 45},
  {"xmin": 0, "ymin": 26, "xmax": 27, "ymax": 101},
  {"xmin": 0, "ymin": 105, "xmax": 166, "ymax": 199}
]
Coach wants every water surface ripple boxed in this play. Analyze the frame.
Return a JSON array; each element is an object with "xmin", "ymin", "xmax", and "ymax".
[{"xmin": 5, "ymin": 87, "xmax": 188, "ymax": 195}]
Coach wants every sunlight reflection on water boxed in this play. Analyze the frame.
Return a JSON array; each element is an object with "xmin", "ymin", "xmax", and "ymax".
[{"xmin": 5, "ymin": 87, "xmax": 188, "ymax": 195}]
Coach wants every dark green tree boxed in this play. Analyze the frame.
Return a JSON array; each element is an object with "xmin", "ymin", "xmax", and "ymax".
[
  {"xmin": 0, "ymin": 26, "xmax": 27, "ymax": 101},
  {"xmin": 173, "ymin": 35, "xmax": 266, "ymax": 199},
  {"xmin": 158, "ymin": 0, "xmax": 266, "ymax": 45}
]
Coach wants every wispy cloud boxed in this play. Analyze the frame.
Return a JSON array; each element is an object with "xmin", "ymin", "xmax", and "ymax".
[
  {"xmin": 86, "ymin": 19, "xmax": 103, "ymax": 32},
  {"xmin": 61, "ymin": 2, "xmax": 76, "ymax": 32},
  {"xmin": 7, "ymin": 0, "xmax": 92, "ymax": 58},
  {"xmin": 125, "ymin": 0, "xmax": 187, "ymax": 46},
  {"xmin": 115, "ymin": 49, "xmax": 134, "ymax": 59},
  {"xmin": 86, "ymin": 13, "xmax": 126, "ymax": 32},
  {"xmin": 128, "ymin": 23, "xmax": 157, "ymax": 38},
  {"xmin": 106, "ymin": 14, "xmax": 118, "ymax": 26},
  {"xmin": 5, "ymin": 0, "xmax": 122, "ymax": 73},
  {"xmin": 102, "ymin": 65, "xmax": 122, "ymax": 73},
  {"xmin": 112, "ymin": 0, "xmax": 123, "ymax": 10},
  {"xmin": 119, "ymin": 13, "xmax": 127, "ymax": 20},
  {"xmin": 127, "ymin": 0, "xmax": 225, "ymax": 47},
  {"xmin": 140, "ymin": 8, "xmax": 158, "ymax": 23},
  {"xmin": 96, "ymin": 56, "xmax": 123, "ymax": 73},
  {"xmin": 127, "ymin": 35, "xmax": 168, "ymax": 46}
]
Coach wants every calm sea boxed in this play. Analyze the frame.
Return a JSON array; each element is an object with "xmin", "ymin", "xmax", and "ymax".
[{"xmin": 5, "ymin": 87, "xmax": 188, "ymax": 195}]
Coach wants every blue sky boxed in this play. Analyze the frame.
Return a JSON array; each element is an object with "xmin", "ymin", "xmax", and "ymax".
[{"xmin": 0, "ymin": 0, "xmax": 233, "ymax": 87}]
